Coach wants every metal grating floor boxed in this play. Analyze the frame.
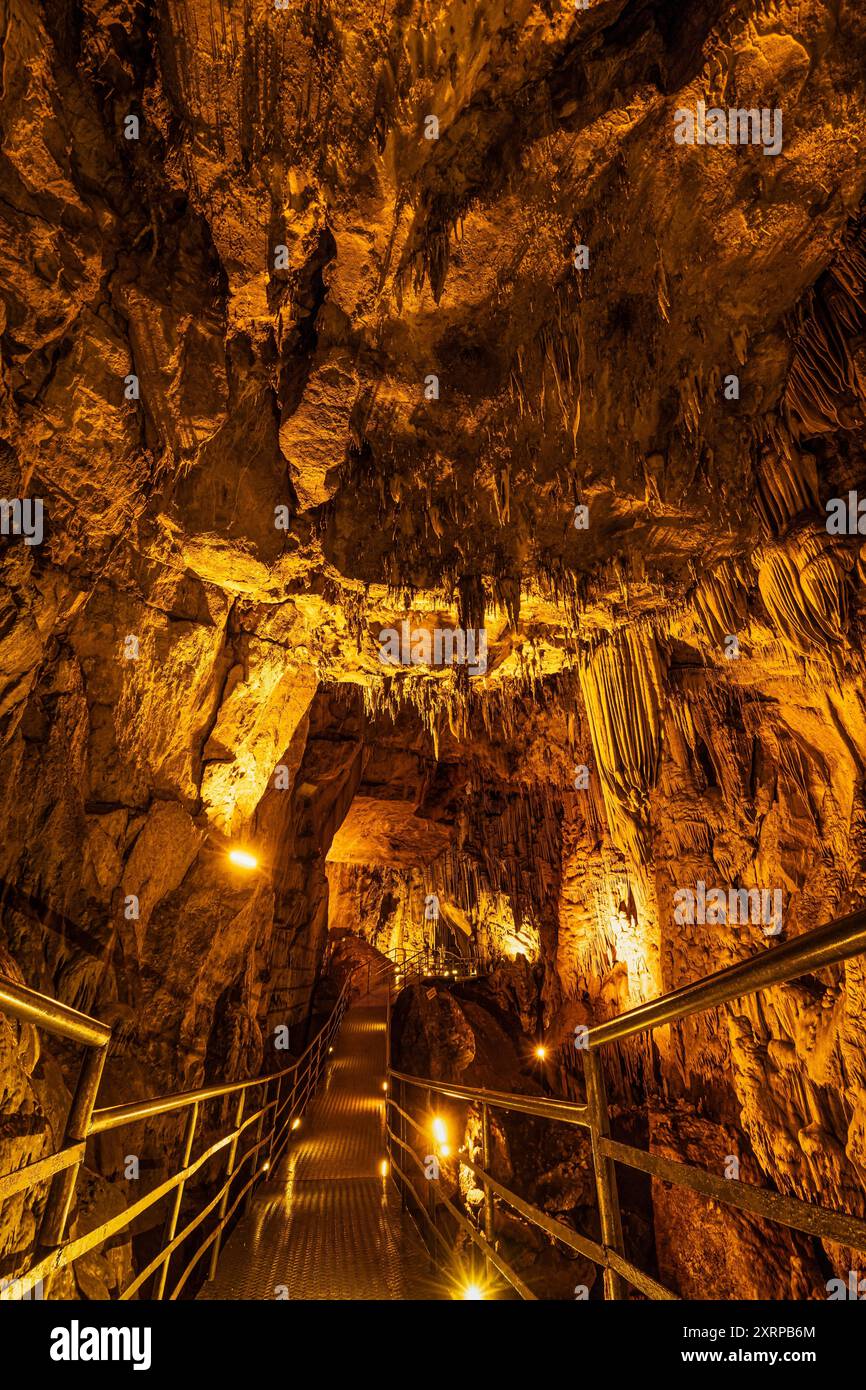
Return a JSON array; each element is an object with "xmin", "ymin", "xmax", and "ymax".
[{"xmin": 199, "ymin": 996, "xmax": 436, "ymax": 1300}]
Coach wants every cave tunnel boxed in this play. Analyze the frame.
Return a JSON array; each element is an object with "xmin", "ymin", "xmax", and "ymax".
[{"xmin": 1, "ymin": 0, "xmax": 866, "ymax": 1366}]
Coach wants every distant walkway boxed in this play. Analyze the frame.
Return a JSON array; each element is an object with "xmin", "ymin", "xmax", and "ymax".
[{"xmin": 200, "ymin": 989, "xmax": 434, "ymax": 1300}]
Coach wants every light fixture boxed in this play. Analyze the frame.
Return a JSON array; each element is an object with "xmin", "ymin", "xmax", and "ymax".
[
  {"xmin": 432, "ymin": 1116, "xmax": 447, "ymax": 1146},
  {"xmin": 228, "ymin": 848, "xmax": 258, "ymax": 870},
  {"xmin": 382, "ymin": 1081, "xmax": 388, "ymax": 1091},
  {"xmin": 262, "ymin": 1161, "xmax": 270, "ymax": 1173},
  {"xmin": 379, "ymin": 1159, "xmax": 389, "ymax": 1177},
  {"xmin": 291, "ymin": 1118, "xmax": 301, "ymax": 1131},
  {"xmin": 461, "ymin": 1283, "xmax": 484, "ymax": 1300},
  {"xmin": 534, "ymin": 1045, "xmax": 547, "ymax": 1061}
]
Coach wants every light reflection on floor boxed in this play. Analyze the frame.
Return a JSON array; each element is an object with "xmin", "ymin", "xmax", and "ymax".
[{"xmin": 200, "ymin": 997, "xmax": 437, "ymax": 1300}]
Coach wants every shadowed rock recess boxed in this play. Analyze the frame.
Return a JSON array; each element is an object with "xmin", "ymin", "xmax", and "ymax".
[{"xmin": 1, "ymin": 0, "xmax": 866, "ymax": 1305}]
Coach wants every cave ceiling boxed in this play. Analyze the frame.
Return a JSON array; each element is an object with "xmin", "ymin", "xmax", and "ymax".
[{"xmin": 5, "ymin": 0, "xmax": 866, "ymax": 741}]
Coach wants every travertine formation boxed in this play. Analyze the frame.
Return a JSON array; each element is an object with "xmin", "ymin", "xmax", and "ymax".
[{"xmin": 2, "ymin": 0, "xmax": 866, "ymax": 1298}]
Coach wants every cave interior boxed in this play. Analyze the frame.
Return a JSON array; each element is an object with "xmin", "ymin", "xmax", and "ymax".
[{"xmin": 2, "ymin": 0, "xmax": 866, "ymax": 1307}]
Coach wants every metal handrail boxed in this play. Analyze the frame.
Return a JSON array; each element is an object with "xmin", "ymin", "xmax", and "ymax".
[
  {"xmin": 0, "ymin": 971, "xmax": 352, "ymax": 1300},
  {"xmin": 0, "ymin": 937, "xmax": 472, "ymax": 1300},
  {"xmin": 585, "ymin": 903, "xmax": 866, "ymax": 1048},
  {"xmin": 388, "ymin": 1068, "xmax": 589, "ymax": 1127},
  {"xmin": 0, "ymin": 976, "xmax": 111, "ymax": 1049},
  {"xmin": 386, "ymin": 904, "xmax": 866, "ymax": 1301},
  {"xmin": 359, "ymin": 944, "xmax": 476, "ymax": 997},
  {"xmin": 9, "ymin": 903, "xmax": 861, "ymax": 1302},
  {"xmin": 396, "ymin": 946, "xmax": 475, "ymax": 978},
  {"xmin": 89, "ymin": 989, "xmax": 349, "ymax": 1133}
]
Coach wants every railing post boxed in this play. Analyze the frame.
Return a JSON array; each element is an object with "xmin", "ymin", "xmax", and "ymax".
[
  {"xmin": 398, "ymin": 1078, "xmax": 406, "ymax": 1210},
  {"xmin": 287, "ymin": 1069, "xmax": 298, "ymax": 1136},
  {"xmin": 583, "ymin": 1049, "xmax": 626, "ymax": 1300},
  {"xmin": 480, "ymin": 1101, "xmax": 495, "ymax": 1248},
  {"xmin": 427, "ymin": 1146, "xmax": 438, "ymax": 1272},
  {"xmin": 208, "ymin": 1090, "xmax": 245, "ymax": 1281},
  {"xmin": 154, "ymin": 1100, "xmax": 199, "ymax": 1299},
  {"xmin": 244, "ymin": 1081, "xmax": 269, "ymax": 1216},
  {"xmin": 303, "ymin": 1045, "xmax": 315, "ymax": 1113},
  {"xmin": 268, "ymin": 1073, "xmax": 283, "ymax": 1165},
  {"xmin": 307, "ymin": 1034, "xmax": 321, "ymax": 1106},
  {"xmin": 40, "ymin": 1042, "xmax": 108, "ymax": 1253},
  {"xmin": 384, "ymin": 981, "xmax": 391, "ymax": 1163}
]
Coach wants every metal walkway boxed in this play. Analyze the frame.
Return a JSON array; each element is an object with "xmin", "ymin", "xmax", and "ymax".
[{"xmin": 199, "ymin": 991, "xmax": 435, "ymax": 1300}]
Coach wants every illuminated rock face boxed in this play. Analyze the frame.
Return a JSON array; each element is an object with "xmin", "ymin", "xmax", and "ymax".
[{"xmin": 1, "ymin": 0, "xmax": 866, "ymax": 1297}]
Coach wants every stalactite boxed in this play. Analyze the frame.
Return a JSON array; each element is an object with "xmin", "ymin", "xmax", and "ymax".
[
  {"xmin": 456, "ymin": 573, "xmax": 486, "ymax": 632},
  {"xmin": 754, "ymin": 431, "xmax": 819, "ymax": 537},
  {"xmin": 784, "ymin": 211, "xmax": 866, "ymax": 436},
  {"xmin": 578, "ymin": 629, "xmax": 664, "ymax": 865},
  {"xmin": 506, "ymin": 276, "xmax": 583, "ymax": 446},
  {"xmin": 756, "ymin": 525, "xmax": 850, "ymax": 658},
  {"xmin": 678, "ymin": 368, "xmax": 704, "ymax": 439},
  {"xmin": 691, "ymin": 557, "xmax": 752, "ymax": 647},
  {"xmin": 491, "ymin": 573, "xmax": 520, "ymax": 629}
]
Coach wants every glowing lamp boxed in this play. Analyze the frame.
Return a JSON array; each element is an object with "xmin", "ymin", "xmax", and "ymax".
[
  {"xmin": 379, "ymin": 1160, "xmax": 389, "ymax": 1177},
  {"xmin": 534, "ymin": 1045, "xmax": 547, "ymax": 1061},
  {"xmin": 462, "ymin": 1283, "xmax": 484, "ymax": 1300},
  {"xmin": 291, "ymin": 1118, "xmax": 301, "ymax": 1132},
  {"xmin": 228, "ymin": 848, "xmax": 258, "ymax": 870},
  {"xmin": 432, "ymin": 1116, "xmax": 447, "ymax": 1146}
]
